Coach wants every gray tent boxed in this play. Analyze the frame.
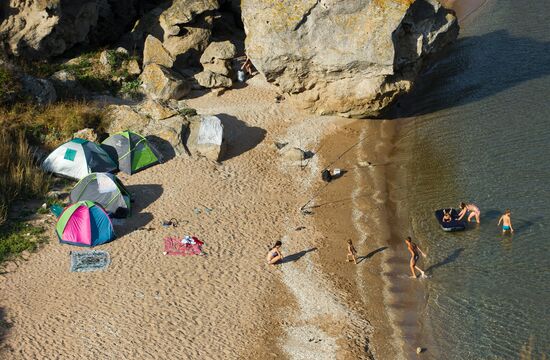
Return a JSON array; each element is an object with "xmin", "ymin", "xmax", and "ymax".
[
  {"xmin": 70, "ymin": 173, "xmax": 131, "ymax": 218},
  {"xmin": 101, "ymin": 130, "xmax": 161, "ymax": 174}
]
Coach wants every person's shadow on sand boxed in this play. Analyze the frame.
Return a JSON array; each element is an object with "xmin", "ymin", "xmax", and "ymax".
[
  {"xmin": 280, "ymin": 248, "xmax": 317, "ymax": 264},
  {"xmin": 356, "ymin": 246, "xmax": 388, "ymax": 264}
]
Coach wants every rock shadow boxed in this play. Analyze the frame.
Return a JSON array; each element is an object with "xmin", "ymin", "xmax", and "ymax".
[
  {"xmin": 125, "ymin": 184, "xmax": 163, "ymax": 214},
  {"xmin": 145, "ymin": 135, "xmax": 176, "ymax": 162},
  {"xmin": 386, "ymin": 29, "xmax": 550, "ymax": 118},
  {"xmin": 279, "ymin": 248, "xmax": 317, "ymax": 264},
  {"xmin": 426, "ymin": 247, "xmax": 464, "ymax": 274},
  {"xmin": 216, "ymin": 113, "xmax": 267, "ymax": 161}
]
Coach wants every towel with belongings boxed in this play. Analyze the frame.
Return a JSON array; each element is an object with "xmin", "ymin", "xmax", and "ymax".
[{"xmin": 163, "ymin": 235, "xmax": 205, "ymax": 256}]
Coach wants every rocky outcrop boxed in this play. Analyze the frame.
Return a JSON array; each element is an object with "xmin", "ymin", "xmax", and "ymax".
[
  {"xmin": 49, "ymin": 70, "xmax": 89, "ymax": 99},
  {"xmin": 241, "ymin": 0, "xmax": 459, "ymax": 117},
  {"xmin": 0, "ymin": 0, "xmax": 139, "ymax": 59},
  {"xmin": 195, "ymin": 41, "xmax": 236, "ymax": 89},
  {"xmin": 105, "ymin": 102, "xmax": 191, "ymax": 156},
  {"xmin": 140, "ymin": 63, "xmax": 191, "ymax": 101},
  {"xmin": 20, "ymin": 75, "xmax": 57, "ymax": 105},
  {"xmin": 123, "ymin": 0, "xmax": 217, "ymax": 67},
  {"xmin": 143, "ymin": 35, "xmax": 174, "ymax": 68}
]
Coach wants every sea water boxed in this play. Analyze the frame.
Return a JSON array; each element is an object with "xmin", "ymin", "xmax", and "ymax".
[{"xmin": 394, "ymin": 0, "xmax": 550, "ymax": 358}]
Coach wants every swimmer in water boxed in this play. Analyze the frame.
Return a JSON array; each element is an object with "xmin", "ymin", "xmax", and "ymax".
[
  {"xmin": 498, "ymin": 209, "xmax": 514, "ymax": 234},
  {"xmin": 457, "ymin": 202, "xmax": 480, "ymax": 223},
  {"xmin": 405, "ymin": 236, "xmax": 427, "ymax": 278}
]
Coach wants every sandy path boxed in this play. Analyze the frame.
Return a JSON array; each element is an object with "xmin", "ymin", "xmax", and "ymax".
[{"xmin": 0, "ymin": 76, "xmax": 369, "ymax": 359}]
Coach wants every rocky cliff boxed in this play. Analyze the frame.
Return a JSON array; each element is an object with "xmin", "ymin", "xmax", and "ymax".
[
  {"xmin": 0, "ymin": 0, "xmax": 143, "ymax": 59},
  {"xmin": 241, "ymin": 0, "xmax": 458, "ymax": 117},
  {"xmin": 1, "ymin": 0, "xmax": 458, "ymax": 117}
]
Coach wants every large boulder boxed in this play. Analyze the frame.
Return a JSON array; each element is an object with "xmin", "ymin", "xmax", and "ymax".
[
  {"xmin": 162, "ymin": 14, "xmax": 214, "ymax": 68},
  {"xmin": 20, "ymin": 75, "xmax": 57, "ymax": 105},
  {"xmin": 140, "ymin": 63, "xmax": 191, "ymax": 101},
  {"xmin": 185, "ymin": 115, "xmax": 225, "ymax": 161},
  {"xmin": 241, "ymin": 0, "xmax": 459, "ymax": 117},
  {"xmin": 105, "ymin": 105, "xmax": 150, "ymax": 133},
  {"xmin": 143, "ymin": 35, "xmax": 174, "ymax": 68},
  {"xmin": 194, "ymin": 71, "xmax": 232, "ymax": 89},
  {"xmin": 159, "ymin": 0, "xmax": 220, "ymax": 26},
  {"xmin": 0, "ymin": 0, "xmax": 139, "ymax": 60},
  {"xmin": 137, "ymin": 99, "xmax": 178, "ymax": 121},
  {"xmin": 49, "ymin": 70, "xmax": 89, "ymax": 99},
  {"xmin": 105, "ymin": 104, "xmax": 190, "ymax": 156},
  {"xmin": 199, "ymin": 40, "xmax": 236, "ymax": 63},
  {"xmin": 195, "ymin": 41, "xmax": 237, "ymax": 89}
]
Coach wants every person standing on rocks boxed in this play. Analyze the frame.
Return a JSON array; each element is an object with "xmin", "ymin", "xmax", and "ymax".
[{"xmin": 405, "ymin": 236, "xmax": 427, "ymax": 278}]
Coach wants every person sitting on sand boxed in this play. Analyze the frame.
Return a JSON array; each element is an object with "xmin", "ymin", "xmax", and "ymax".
[
  {"xmin": 266, "ymin": 240, "xmax": 284, "ymax": 265},
  {"xmin": 498, "ymin": 208, "xmax": 514, "ymax": 234},
  {"xmin": 457, "ymin": 202, "xmax": 481, "ymax": 223},
  {"xmin": 346, "ymin": 239, "xmax": 358, "ymax": 264},
  {"xmin": 405, "ymin": 236, "xmax": 427, "ymax": 278},
  {"xmin": 442, "ymin": 209, "xmax": 452, "ymax": 222}
]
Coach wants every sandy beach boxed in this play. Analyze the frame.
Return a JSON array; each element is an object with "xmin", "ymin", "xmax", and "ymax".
[
  {"xmin": 0, "ymin": 76, "xmax": 374, "ymax": 359},
  {"xmin": 0, "ymin": 1, "xmax": 491, "ymax": 358}
]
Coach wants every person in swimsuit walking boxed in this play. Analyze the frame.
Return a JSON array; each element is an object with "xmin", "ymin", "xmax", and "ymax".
[
  {"xmin": 457, "ymin": 202, "xmax": 481, "ymax": 223},
  {"xmin": 405, "ymin": 236, "xmax": 427, "ymax": 278},
  {"xmin": 498, "ymin": 209, "xmax": 514, "ymax": 234},
  {"xmin": 266, "ymin": 240, "xmax": 283, "ymax": 265},
  {"xmin": 346, "ymin": 239, "xmax": 358, "ymax": 264}
]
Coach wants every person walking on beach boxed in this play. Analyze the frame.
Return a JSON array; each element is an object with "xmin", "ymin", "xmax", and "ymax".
[
  {"xmin": 457, "ymin": 202, "xmax": 481, "ymax": 223},
  {"xmin": 405, "ymin": 236, "xmax": 427, "ymax": 278},
  {"xmin": 498, "ymin": 209, "xmax": 514, "ymax": 234},
  {"xmin": 266, "ymin": 240, "xmax": 284, "ymax": 265},
  {"xmin": 346, "ymin": 239, "xmax": 358, "ymax": 264}
]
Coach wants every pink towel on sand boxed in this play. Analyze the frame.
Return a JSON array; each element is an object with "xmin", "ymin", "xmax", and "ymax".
[{"xmin": 163, "ymin": 236, "xmax": 204, "ymax": 256}]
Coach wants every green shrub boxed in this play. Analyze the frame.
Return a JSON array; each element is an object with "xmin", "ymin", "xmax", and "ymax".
[
  {"xmin": 119, "ymin": 79, "xmax": 142, "ymax": 99},
  {"xmin": 106, "ymin": 50, "xmax": 129, "ymax": 71},
  {"xmin": 178, "ymin": 107, "xmax": 198, "ymax": 117},
  {"xmin": 0, "ymin": 222, "xmax": 47, "ymax": 263}
]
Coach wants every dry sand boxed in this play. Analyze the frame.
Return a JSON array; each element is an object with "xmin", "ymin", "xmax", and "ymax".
[{"xmin": 0, "ymin": 76, "xmax": 374, "ymax": 359}]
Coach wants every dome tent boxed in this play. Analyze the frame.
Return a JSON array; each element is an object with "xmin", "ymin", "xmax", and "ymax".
[
  {"xmin": 56, "ymin": 201, "xmax": 115, "ymax": 247},
  {"xmin": 42, "ymin": 138, "xmax": 117, "ymax": 180},
  {"xmin": 101, "ymin": 130, "xmax": 160, "ymax": 174},
  {"xmin": 70, "ymin": 173, "xmax": 131, "ymax": 218}
]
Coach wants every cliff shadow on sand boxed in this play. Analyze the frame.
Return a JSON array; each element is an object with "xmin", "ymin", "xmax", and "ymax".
[{"xmin": 387, "ymin": 30, "xmax": 550, "ymax": 118}]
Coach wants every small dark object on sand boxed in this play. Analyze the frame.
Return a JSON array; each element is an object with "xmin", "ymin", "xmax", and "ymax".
[
  {"xmin": 295, "ymin": 226, "xmax": 306, "ymax": 231},
  {"xmin": 275, "ymin": 142, "xmax": 288, "ymax": 150},
  {"xmin": 321, "ymin": 169, "xmax": 332, "ymax": 182}
]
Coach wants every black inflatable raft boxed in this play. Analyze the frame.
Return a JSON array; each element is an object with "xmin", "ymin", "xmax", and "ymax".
[{"xmin": 434, "ymin": 208, "xmax": 466, "ymax": 232}]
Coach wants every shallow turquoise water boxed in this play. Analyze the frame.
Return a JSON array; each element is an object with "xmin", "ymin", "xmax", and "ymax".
[{"xmin": 396, "ymin": 0, "xmax": 550, "ymax": 358}]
